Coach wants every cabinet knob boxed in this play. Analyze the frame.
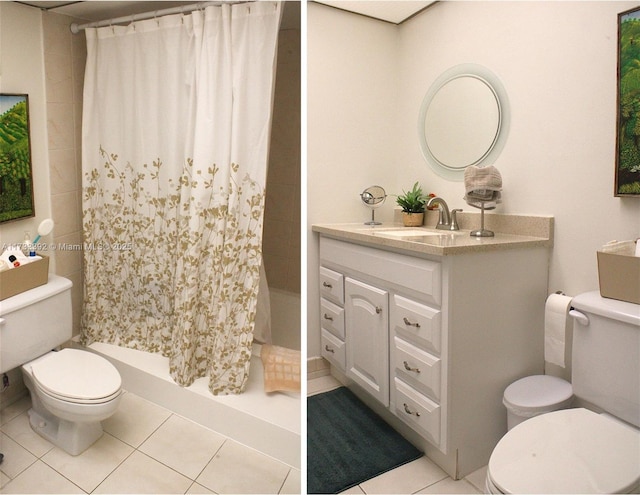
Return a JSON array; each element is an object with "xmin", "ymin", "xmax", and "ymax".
[
  {"xmin": 403, "ymin": 403, "xmax": 421, "ymax": 417},
  {"xmin": 403, "ymin": 361, "xmax": 421, "ymax": 373},
  {"xmin": 376, "ymin": 306, "xmax": 382, "ymax": 314},
  {"xmin": 403, "ymin": 317, "xmax": 420, "ymax": 328},
  {"xmin": 322, "ymin": 281, "xmax": 333, "ymax": 289},
  {"xmin": 324, "ymin": 345, "xmax": 335, "ymax": 354},
  {"xmin": 323, "ymin": 313, "xmax": 334, "ymax": 321}
]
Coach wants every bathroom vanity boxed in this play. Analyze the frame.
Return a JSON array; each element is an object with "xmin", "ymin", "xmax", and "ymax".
[{"xmin": 312, "ymin": 216, "xmax": 553, "ymax": 479}]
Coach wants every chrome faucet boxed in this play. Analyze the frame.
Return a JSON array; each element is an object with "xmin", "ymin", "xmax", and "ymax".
[{"xmin": 426, "ymin": 197, "xmax": 461, "ymax": 231}]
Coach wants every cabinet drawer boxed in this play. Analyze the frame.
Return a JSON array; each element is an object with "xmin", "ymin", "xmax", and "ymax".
[
  {"xmin": 321, "ymin": 329, "xmax": 346, "ymax": 371},
  {"xmin": 320, "ymin": 266, "xmax": 344, "ymax": 305},
  {"xmin": 391, "ymin": 295, "xmax": 441, "ymax": 354},
  {"xmin": 394, "ymin": 378, "xmax": 441, "ymax": 445},
  {"xmin": 321, "ymin": 298, "xmax": 345, "ymax": 340},
  {"xmin": 392, "ymin": 336, "xmax": 441, "ymax": 401}
]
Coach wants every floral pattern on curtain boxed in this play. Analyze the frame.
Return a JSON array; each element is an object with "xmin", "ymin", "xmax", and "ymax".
[{"xmin": 80, "ymin": 3, "xmax": 281, "ymax": 395}]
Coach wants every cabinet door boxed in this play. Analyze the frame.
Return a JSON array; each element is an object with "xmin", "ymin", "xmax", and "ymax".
[{"xmin": 345, "ymin": 277, "xmax": 389, "ymax": 406}]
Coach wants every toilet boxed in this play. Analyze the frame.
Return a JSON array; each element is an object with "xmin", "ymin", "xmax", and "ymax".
[
  {"xmin": 0, "ymin": 276, "xmax": 122, "ymax": 455},
  {"xmin": 486, "ymin": 291, "xmax": 640, "ymax": 494}
]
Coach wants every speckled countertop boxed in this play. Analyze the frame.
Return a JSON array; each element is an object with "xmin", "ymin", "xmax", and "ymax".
[{"xmin": 312, "ymin": 213, "xmax": 554, "ymax": 256}]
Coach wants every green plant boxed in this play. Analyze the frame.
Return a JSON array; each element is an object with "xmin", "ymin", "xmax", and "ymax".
[{"xmin": 396, "ymin": 182, "xmax": 427, "ymax": 213}]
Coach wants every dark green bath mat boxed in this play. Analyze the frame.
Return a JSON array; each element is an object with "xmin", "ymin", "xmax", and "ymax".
[{"xmin": 307, "ymin": 386, "xmax": 423, "ymax": 494}]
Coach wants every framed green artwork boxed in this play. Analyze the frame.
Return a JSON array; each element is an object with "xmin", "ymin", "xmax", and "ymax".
[
  {"xmin": 616, "ymin": 7, "xmax": 640, "ymax": 196},
  {"xmin": 0, "ymin": 93, "xmax": 35, "ymax": 222}
]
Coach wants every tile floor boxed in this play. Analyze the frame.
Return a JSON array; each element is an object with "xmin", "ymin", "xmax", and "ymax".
[
  {"xmin": 0, "ymin": 391, "xmax": 300, "ymax": 494},
  {"xmin": 308, "ymin": 375, "xmax": 486, "ymax": 495}
]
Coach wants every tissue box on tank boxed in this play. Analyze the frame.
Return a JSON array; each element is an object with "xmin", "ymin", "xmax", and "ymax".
[
  {"xmin": 597, "ymin": 250, "xmax": 640, "ymax": 304},
  {"xmin": 0, "ymin": 255, "xmax": 49, "ymax": 300}
]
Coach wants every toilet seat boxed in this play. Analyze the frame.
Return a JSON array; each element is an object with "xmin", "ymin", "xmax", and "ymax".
[
  {"xmin": 488, "ymin": 408, "xmax": 640, "ymax": 494},
  {"xmin": 29, "ymin": 349, "xmax": 122, "ymax": 405}
]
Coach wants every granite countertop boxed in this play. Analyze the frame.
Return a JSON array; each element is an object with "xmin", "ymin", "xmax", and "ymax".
[{"xmin": 312, "ymin": 213, "xmax": 554, "ymax": 256}]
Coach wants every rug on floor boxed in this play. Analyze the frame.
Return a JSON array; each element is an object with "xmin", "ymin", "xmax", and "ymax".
[{"xmin": 307, "ymin": 386, "xmax": 423, "ymax": 494}]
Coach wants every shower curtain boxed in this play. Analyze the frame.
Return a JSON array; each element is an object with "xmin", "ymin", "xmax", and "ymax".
[{"xmin": 80, "ymin": 2, "xmax": 281, "ymax": 395}]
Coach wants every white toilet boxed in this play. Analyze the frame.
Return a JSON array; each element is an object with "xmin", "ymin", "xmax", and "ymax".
[
  {"xmin": 486, "ymin": 291, "xmax": 640, "ymax": 494},
  {"xmin": 0, "ymin": 276, "xmax": 122, "ymax": 455}
]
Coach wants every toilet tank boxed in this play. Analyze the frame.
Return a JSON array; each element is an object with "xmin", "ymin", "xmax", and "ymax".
[
  {"xmin": 571, "ymin": 291, "xmax": 640, "ymax": 428},
  {"xmin": 0, "ymin": 275, "xmax": 72, "ymax": 374}
]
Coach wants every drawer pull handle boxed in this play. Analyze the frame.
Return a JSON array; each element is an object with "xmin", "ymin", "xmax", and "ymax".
[
  {"xmin": 323, "ymin": 313, "xmax": 334, "ymax": 321},
  {"xmin": 403, "ymin": 403, "xmax": 421, "ymax": 417},
  {"xmin": 376, "ymin": 306, "xmax": 383, "ymax": 314},
  {"xmin": 403, "ymin": 361, "xmax": 421, "ymax": 373},
  {"xmin": 322, "ymin": 282, "xmax": 333, "ymax": 289},
  {"xmin": 403, "ymin": 317, "xmax": 421, "ymax": 328},
  {"xmin": 324, "ymin": 345, "xmax": 335, "ymax": 354}
]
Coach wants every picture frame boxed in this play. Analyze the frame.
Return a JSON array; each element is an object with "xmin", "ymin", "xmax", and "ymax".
[
  {"xmin": 616, "ymin": 7, "xmax": 640, "ymax": 197},
  {"xmin": 0, "ymin": 94, "xmax": 35, "ymax": 222}
]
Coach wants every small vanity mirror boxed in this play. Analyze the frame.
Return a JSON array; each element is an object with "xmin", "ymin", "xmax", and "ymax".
[
  {"xmin": 418, "ymin": 64, "xmax": 510, "ymax": 181},
  {"xmin": 360, "ymin": 185, "xmax": 386, "ymax": 225}
]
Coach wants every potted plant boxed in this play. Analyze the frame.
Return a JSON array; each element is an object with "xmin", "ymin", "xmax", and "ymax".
[{"xmin": 396, "ymin": 182, "xmax": 427, "ymax": 227}]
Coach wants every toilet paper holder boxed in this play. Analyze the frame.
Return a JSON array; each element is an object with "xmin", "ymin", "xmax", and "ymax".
[{"xmin": 555, "ymin": 290, "xmax": 586, "ymax": 324}]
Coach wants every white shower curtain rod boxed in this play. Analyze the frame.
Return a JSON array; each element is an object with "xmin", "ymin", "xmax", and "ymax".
[{"xmin": 70, "ymin": 1, "xmax": 250, "ymax": 33}]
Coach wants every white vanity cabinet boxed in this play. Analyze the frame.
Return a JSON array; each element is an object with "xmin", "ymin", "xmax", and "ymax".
[
  {"xmin": 317, "ymin": 232, "xmax": 549, "ymax": 479},
  {"xmin": 345, "ymin": 277, "xmax": 389, "ymax": 406},
  {"xmin": 320, "ymin": 267, "xmax": 346, "ymax": 370}
]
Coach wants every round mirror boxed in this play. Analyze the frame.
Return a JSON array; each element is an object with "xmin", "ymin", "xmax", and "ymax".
[
  {"xmin": 418, "ymin": 64, "xmax": 510, "ymax": 181},
  {"xmin": 360, "ymin": 185, "xmax": 386, "ymax": 225}
]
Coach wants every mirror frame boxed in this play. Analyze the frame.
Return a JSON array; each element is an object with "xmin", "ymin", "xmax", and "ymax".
[{"xmin": 418, "ymin": 63, "xmax": 510, "ymax": 181}]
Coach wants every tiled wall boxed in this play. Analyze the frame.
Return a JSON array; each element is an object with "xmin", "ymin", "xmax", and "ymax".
[
  {"xmin": 263, "ymin": 28, "xmax": 301, "ymax": 295},
  {"xmin": 42, "ymin": 12, "xmax": 86, "ymax": 336}
]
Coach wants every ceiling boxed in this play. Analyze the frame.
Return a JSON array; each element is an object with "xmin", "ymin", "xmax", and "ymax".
[
  {"xmin": 313, "ymin": 1, "xmax": 434, "ymax": 24},
  {"xmin": 15, "ymin": 1, "xmax": 433, "ymax": 26},
  {"xmin": 14, "ymin": 1, "xmax": 300, "ymax": 29}
]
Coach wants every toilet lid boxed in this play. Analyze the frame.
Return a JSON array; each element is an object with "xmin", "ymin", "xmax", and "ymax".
[
  {"xmin": 30, "ymin": 349, "xmax": 122, "ymax": 402},
  {"xmin": 488, "ymin": 408, "xmax": 640, "ymax": 494}
]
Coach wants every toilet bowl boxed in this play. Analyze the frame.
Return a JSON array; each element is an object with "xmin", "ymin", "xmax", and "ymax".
[
  {"xmin": 486, "ymin": 291, "xmax": 640, "ymax": 494},
  {"xmin": 21, "ymin": 348, "xmax": 122, "ymax": 455}
]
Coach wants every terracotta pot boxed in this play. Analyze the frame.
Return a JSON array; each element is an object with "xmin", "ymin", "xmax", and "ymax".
[{"xmin": 402, "ymin": 212, "xmax": 424, "ymax": 227}]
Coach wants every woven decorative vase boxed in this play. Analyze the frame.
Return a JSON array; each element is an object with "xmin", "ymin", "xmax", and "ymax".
[{"xmin": 402, "ymin": 212, "xmax": 424, "ymax": 227}]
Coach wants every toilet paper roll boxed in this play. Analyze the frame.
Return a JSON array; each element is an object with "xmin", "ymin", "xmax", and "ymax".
[{"xmin": 544, "ymin": 293, "xmax": 573, "ymax": 368}]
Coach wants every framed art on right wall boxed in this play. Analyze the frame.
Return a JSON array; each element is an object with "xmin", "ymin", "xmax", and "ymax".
[{"xmin": 616, "ymin": 6, "xmax": 640, "ymax": 196}]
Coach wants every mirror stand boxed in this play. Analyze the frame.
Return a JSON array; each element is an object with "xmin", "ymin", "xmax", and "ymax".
[
  {"xmin": 360, "ymin": 186, "xmax": 386, "ymax": 225},
  {"xmin": 470, "ymin": 202, "xmax": 495, "ymax": 237}
]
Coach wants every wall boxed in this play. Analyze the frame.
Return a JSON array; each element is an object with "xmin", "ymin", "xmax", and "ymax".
[
  {"xmin": 0, "ymin": 3, "xmax": 52, "ymax": 257},
  {"xmin": 307, "ymin": 1, "xmax": 640, "ymax": 358},
  {"xmin": 42, "ymin": 10, "xmax": 86, "ymax": 335},
  {"xmin": 307, "ymin": 2, "xmax": 400, "ymax": 356},
  {"xmin": 264, "ymin": 24, "xmax": 301, "ymax": 295}
]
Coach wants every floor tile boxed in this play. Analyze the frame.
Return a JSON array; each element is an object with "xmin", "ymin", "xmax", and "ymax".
[
  {"xmin": 196, "ymin": 440, "xmax": 290, "ymax": 494},
  {"xmin": 0, "ymin": 460, "xmax": 84, "ymax": 494},
  {"xmin": 186, "ymin": 481, "xmax": 215, "ymax": 493},
  {"xmin": 42, "ymin": 432, "xmax": 134, "ymax": 492},
  {"xmin": 339, "ymin": 485, "xmax": 366, "ymax": 494},
  {"xmin": 280, "ymin": 468, "xmax": 301, "ymax": 494},
  {"xmin": 417, "ymin": 477, "xmax": 482, "ymax": 494},
  {"xmin": 358, "ymin": 456, "xmax": 448, "ymax": 494},
  {"xmin": 0, "ymin": 396, "xmax": 30, "ymax": 427},
  {"xmin": 0, "ymin": 432, "xmax": 37, "ymax": 480},
  {"xmin": 465, "ymin": 465, "xmax": 488, "ymax": 493},
  {"xmin": 139, "ymin": 414, "xmax": 225, "ymax": 479},
  {"xmin": 1, "ymin": 411, "xmax": 54, "ymax": 458},
  {"xmin": 307, "ymin": 374, "xmax": 341, "ymax": 396},
  {"xmin": 94, "ymin": 450, "xmax": 192, "ymax": 494},
  {"xmin": 102, "ymin": 391, "xmax": 172, "ymax": 447}
]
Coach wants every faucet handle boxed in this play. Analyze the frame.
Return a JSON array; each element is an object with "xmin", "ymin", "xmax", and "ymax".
[{"xmin": 450, "ymin": 209, "xmax": 462, "ymax": 231}]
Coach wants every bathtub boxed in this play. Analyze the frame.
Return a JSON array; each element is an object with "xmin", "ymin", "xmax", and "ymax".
[{"xmin": 83, "ymin": 340, "xmax": 300, "ymax": 469}]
